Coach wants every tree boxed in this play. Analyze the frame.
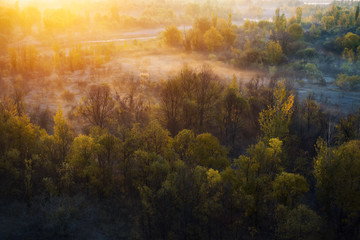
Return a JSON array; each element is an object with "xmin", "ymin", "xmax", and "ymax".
[
  {"xmin": 304, "ymin": 63, "xmax": 324, "ymax": 84},
  {"xmin": 274, "ymin": 8, "xmax": 287, "ymax": 33},
  {"xmin": 321, "ymin": 16, "xmax": 335, "ymax": 31},
  {"xmin": 132, "ymin": 121, "xmax": 170, "ymax": 155},
  {"xmin": 173, "ymin": 65, "xmax": 198, "ymax": 130},
  {"xmin": 52, "ymin": 43, "xmax": 66, "ymax": 74},
  {"xmin": 212, "ymin": 13, "xmax": 218, "ymax": 28},
  {"xmin": 335, "ymin": 74, "xmax": 360, "ymax": 90},
  {"xmin": 217, "ymin": 16, "xmax": 237, "ymax": 49},
  {"xmin": 160, "ymin": 77, "xmax": 183, "ymax": 135},
  {"xmin": 10, "ymin": 76, "xmax": 26, "ymax": 115},
  {"xmin": 336, "ymin": 32, "xmax": 360, "ymax": 51},
  {"xmin": 187, "ymin": 28, "xmax": 205, "ymax": 51},
  {"xmin": 53, "ymin": 107, "xmax": 73, "ymax": 163},
  {"xmin": 91, "ymin": 128, "xmax": 118, "ymax": 196},
  {"xmin": 67, "ymin": 135, "xmax": 99, "ymax": 193},
  {"xmin": 355, "ymin": 4, "xmax": 359, "ymax": 21},
  {"xmin": 250, "ymin": 138, "xmax": 283, "ymax": 176},
  {"xmin": 235, "ymin": 137, "xmax": 284, "ymax": 189},
  {"xmin": 300, "ymin": 94, "xmax": 322, "ymax": 134},
  {"xmin": 296, "ymin": 7, "xmax": 302, "ymax": 24},
  {"xmin": 259, "ymin": 81, "xmax": 294, "ymax": 140},
  {"xmin": 276, "ymin": 205, "xmax": 321, "ymax": 240},
  {"xmin": 335, "ymin": 113, "xmax": 360, "ymax": 143},
  {"xmin": 0, "ymin": 99, "xmax": 42, "ymax": 197},
  {"xmin": 273, "ymin": 172, "xmax": 309, "ymax": 207},
  {"xmin": 221, "ymin": 77, "xmax": 248, "ymax": 148},
  {"xmin": 204, "ymin": 26, "xmax": 224, "ymax": 52},
  {"xmin": 194, "ymin": 17, "xmax": 211, "ymax": 34},
  {"xmin": 9, "ymin": 45, "xmax": 39, "ymax": 74},
  {"xmin": 314, "ymin": 139, "xmax": 360, "ymax": 238},
  {"xmin": 114, "ymin": 81, "xmax": 150, "ymax": 129},
  {"xmin": 234, "ymin": 137, "xmax": 284, "ymax": 232},
  {"xmin": 194, "ymin": 65, "xmax": 223, "ymax": 130},
  {"xmin": 296, "ymin": 48, "xmax": 317, "ymax": 60},
  {"xmin": 287, "ymin": 23, "xmax": 303, "ymax": 41},
  {"xmin": 265, "ymin": 41, "xmax": 283, "ymax": 65},
  {"xmin": 172, "ymin": 129, "xmax": 196, "ymax": 163},
  {"xmin": 342, "ymin": 48, "xmax": 355, "ymax": 62},
  {"xmin": 190, "ymin": 133, "xmax": 229, "ymax": 170},
  {"xmin": 77, "ymin": 84, "xmax": 115, "ymax": 128},
  {"xmin": 160, "ymin": 65, "xmax": 222, "ymax": 133},
  {"xmin": 163, "ymin": 25, "xmax": 182, "ymax": 47},
  {"xmin": 68, "ymin": 44, "xmax": 85, "ymax": 71},
  {"xmin": 309, "ymin": 24, "xmax": 320, "ymax": 39}
]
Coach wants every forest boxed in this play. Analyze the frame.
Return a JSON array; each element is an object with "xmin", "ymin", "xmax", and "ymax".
[{"xmin": 0, "ymin": 0, "xmax": 360, "ymax": 239}]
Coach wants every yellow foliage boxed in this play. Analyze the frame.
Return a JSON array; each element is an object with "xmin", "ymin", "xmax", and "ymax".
[{"xmin": 259, "ymin": 81, "xmax": 294, "ymax": 140}]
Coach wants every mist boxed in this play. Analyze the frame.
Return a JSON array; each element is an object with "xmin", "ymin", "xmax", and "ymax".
[{"xmin": 1, "ymin": 0, "xmax": 360, "ymax": 239}]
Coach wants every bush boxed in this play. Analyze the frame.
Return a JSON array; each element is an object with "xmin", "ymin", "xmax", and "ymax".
[
  {"xmin": 304, "ymin": 63, "xmax": 325, "ymax": 85},
  {"xmin": 335, "ymin": 74, "xmax": 360, "ymax": 90},
  {"xmin": 163, "ymin": 25, "xmax": 182, "ymax": 47},
  {"xmin": 296, "ymin": 48, "xmax": 317, "ymax": 60}
]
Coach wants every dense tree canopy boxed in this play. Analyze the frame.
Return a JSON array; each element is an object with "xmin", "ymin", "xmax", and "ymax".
[{"xmin": 1, "ymin": 2, "xmax": 360, "ymax": 240}]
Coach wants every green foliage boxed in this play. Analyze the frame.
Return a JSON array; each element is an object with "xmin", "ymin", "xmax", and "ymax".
[
  {"xmin": 232, "ymin": 46, "xmax": 264, "ymax": 67},
  {"xmin": 0, "ymin": 99, "xmax": 43, "ymax": 197},
  {"xmin": 276, "ymin": 205, "xmax": 321, "ymax": 240},
  {"xmin": 2, "ymin": 9, "xmax": 360, "ymax": 237},
  {"xmin": 309, "ymin": 24, "xmax": 320, "ymax": 39},
  {"xmin": 336, "ymin": 32, "xmax": 360, "ymax": 51},
  {"xmin": 265, "ymin": 41, "xmax": 283, "ymax": 65},
  {"xmin": 304, "ymin": 63, "xmax": 325, "ymax": 85},
  {"xmin": 190, "ymin": 133, "xmax": 229, "ymax": 170},
  {"xmin": 335, "ymin": 74, "xmax": 360, "ymax": 90},
  {"xmin": 296, "ymin": 48, "xmax": 317, "ymax": 60},
  {"xmin": 335, "ymin": 113, "xmax": 360, "ymax": 142},
  {"xmin": 236, "ymin": 137, "xmax": 284, "ymax": 182},
  {"xmin": 54, "ymin": 107, "xmax": 73, "ymax": 163},
  {"xmin": 273, "ymin": 172, "xmax": 309, "ymax": 207},
  {"xmin": 287, "ymin": 23, "xmax": 303, "ymax": 40},
  {"xmin": 132, "ymin": 121, "xmax": 170, "ymax": 155},
  {"xmin": 321, "ymin": 15, "xmax": 335, "ymax": 31},
  {"xmin": 296, "ymin": 7, "xmax": 302, "ymax": 24},
  {"xmin": 274, "ymin": 8, "xmax": 287, "ymax": 33},
  {"xmin": 68, "ymin": 135, "xmax": 98, "ymax": 180},
  {"xmin": 314, "ymin": 139, "xmax": 360, "ymax": 221},
  {"xmin": 172, "ymin": 129, "xmax": 195, "ymax": 162}
]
